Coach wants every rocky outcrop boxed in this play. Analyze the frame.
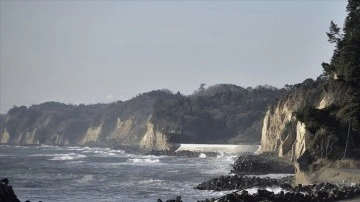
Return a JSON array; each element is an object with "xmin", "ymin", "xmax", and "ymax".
[
  {"xmin": 107, "ymin": 118, "xmax": 133, "ymax": 141},
  {"xmin": 140, "ymin": 122, "xmax": 171, "ymax": 150},
  {"xmin": 260, "ymin": 99, "xmax": 302, "ymax": 158},
  {"xmin": 292, "ymin": 122, "xmax": 311, "ymax": 161},
  {"xmin": 259, "ymin": 78, "xmax": 343, "ymax": 184},
  {"xmin": 260, "ymin": 79, "xmax": 335, "ymax": 159},
  {"xmin": 79, "ymin": 123, "xmax": 103, "ymax": 145},
  {"xmin": 231, "ymin": 153, "xmax": 294, "ymax": 175},
  {"xmin": 260, "ymin": 90, "xmax": 335, "ymax": 159},
  {"xmin": 261, "ymin": 107, "xmax": 315, "ymax": 184},
  {"xmin": 0, "ymin": 179, "xmax": 20, "ymax": 202},
  {"xmin": 194, "ymin": 175, "xmax": 293, "ymax": 191},
  {"xmin": 197, "ymin": 182, "xmax": 360, "ymax": 202},
  {"xmin": 0, "ymin": 128, "xmax": 10, "ymax": 143}
]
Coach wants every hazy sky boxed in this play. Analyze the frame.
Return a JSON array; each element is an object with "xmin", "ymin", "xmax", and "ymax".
[{"xmin": 0, "ymin": 0, "xmax": 347, "ymax": 113}]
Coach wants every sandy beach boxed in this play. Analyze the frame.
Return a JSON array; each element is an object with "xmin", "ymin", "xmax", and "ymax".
[{"xmin": 309, "ymin": 167, "xmax": 360, "ymax": 186}]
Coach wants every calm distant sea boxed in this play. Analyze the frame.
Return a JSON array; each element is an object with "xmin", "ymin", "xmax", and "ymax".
[{"xmin": 0, "ymin": 145, "xmax": 239, "ymax": 201}]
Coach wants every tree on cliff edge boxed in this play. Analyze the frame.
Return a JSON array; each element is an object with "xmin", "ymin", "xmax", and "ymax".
[{"xmin": 323, "ymin": 0, "xmax": 360, "ymax": 130}]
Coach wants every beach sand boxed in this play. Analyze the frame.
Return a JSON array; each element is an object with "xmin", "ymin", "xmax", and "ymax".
[
  {"xmin": 308, "ymin": 167, "xmax": 360, "ymax": 201},
  {"xmin": 310, "ymin": 167, "xmax": 360, "ymax": 185}
]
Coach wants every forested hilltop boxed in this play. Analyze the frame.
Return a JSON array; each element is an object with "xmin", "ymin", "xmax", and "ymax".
[
  {"xmin": 0, "ymin": 84, "xmax": 282, "ymax": 148},
  {"xmin": 152, "ymin": 84, "xmax": 282, "ymax": 144}
]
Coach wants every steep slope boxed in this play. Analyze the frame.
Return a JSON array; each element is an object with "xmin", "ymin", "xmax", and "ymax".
[
  {"xmin": 261, "ymin": 78, "xmax": 359, "ymax": 183},
  {"xmin": 261, "ymin": 78, "xmax": 325, "ymax": 158},
  {"xmin": 151, "ymin": 84, "xmax": 283, "ymax": 144},
  {"xmin": 260, "ymin": 0, "xmax": 360, "ymax": 184},
  {"xmin": 0, "ymin": 90, "xmax": 173, "ymax": 149},
  {"xmin": 0, "ymin": 85, "xmax": 282, "ymax": 149}
]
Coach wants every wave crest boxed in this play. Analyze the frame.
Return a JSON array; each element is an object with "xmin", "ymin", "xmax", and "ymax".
[{"xmin": 50, "ymin": 153, "xmax": 87, "ymax": 161}]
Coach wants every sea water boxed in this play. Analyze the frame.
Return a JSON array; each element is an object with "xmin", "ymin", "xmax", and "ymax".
[{"xmin": 0, "ymin": 145, "xmax": 240, "ymax": 202}]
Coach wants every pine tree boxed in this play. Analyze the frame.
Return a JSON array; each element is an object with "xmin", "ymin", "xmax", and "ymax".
[
  {"xmin": 323, "ymin": 0, "xmax": 360, "ymax": 129},
  {"xmin": 341, "ymin": 0, "xmax": 360, "ymax": 129}
]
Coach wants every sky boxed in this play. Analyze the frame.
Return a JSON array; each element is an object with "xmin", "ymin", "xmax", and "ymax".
[{"xmin": 0, "ymin": 0, "xmax": 348, "ymax": 113}]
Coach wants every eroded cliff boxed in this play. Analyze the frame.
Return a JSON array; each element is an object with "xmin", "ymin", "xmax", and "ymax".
[
  {"xmin": 259, "ymin": 78, "xmax": 351, "ymax": 184},
  {"xmin": 0, "ymin": 85, "xmax": 282, "ymax": 150},
  {"xmin": 0, "ymin": 91, "xmax": 170, "ymax": 150}
]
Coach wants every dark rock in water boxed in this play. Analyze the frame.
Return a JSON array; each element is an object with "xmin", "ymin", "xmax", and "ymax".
[
  {"xmin": 162, "ymin": 195, "xmax": 183, "ymax": 202},
  {"xmin": 198, "ymin": 182, "xmax": 360, "ymax": 202},
  {"xmin": 231, "ymin": 153, "xmax": 294, "ymax": 175},
  {"xmin": 194, "ymin": 175, "xmax": 293, "ymax": 191},
  {"xmin": 0, "ymin": 178, "xmax": 21, "ymax": 202}
]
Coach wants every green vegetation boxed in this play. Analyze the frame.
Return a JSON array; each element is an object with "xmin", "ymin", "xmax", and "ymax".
[
  {"xmin": 0, "ymin": 87, "xmax": 282, "ymax": 146},
  {"xmin": 151, "ymin": 84, "xmax": 283, "ymax": 144},
  {"xmin": 322, "ymin": 0, "xmax": 360, "ymax": 130},
  {"xmin": 294, "ymin": 0, "xmax": 360, "ymax": 160}
]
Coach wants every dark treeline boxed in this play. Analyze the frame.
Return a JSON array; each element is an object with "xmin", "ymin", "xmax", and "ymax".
[{"xmin": 151, "ymin": 84, "xmax": 284, "ymax": 144}]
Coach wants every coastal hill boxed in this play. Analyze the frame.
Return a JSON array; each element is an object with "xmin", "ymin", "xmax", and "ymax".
[
  {"xmin": 0, "ymin": 84, "xmax": 282, "ymax": 149},
  {"xmin": 0, "ymin": 0, "xmax": 358, "ymax": 188},
  {"xmin": 261, "ymin": 0, "xmax": 360, "ymax": 184}
]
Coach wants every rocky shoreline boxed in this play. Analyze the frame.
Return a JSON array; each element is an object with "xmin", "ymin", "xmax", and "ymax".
[
  {"xmin": 192, "ymin": 153, "xmax": 360, "ymax": 202},
  {"xmin": 157, "ymin": 153, "xmax": 360, "ymax": 202},
  {"xmin": 197, "ymin": 182, "xmax": 360, "ymax": 202},
  {"xmin": 194, "ymin": 175, "xmax": 294, "ymax": 191}
]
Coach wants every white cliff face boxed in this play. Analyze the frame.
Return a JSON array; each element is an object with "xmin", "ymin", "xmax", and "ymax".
[
  {"xmin": 261, "ymin": 99, "xmax": 299, "ymax": 157},
  {"xmin": 260, "ymin": 92, "xmax": 335, "ymax": 184},
  {"xmin": 7, "ymin": 128, "xmax": 39, "ymax": 144},
  {"xmin": 317, "ymin": 92, "xmax": 334, "ymax": 109},
  {"xmin": 292, "ymin": 122, "xmax": 311, "ymax": 161},
  {"xmin": 293, "ymin": 122, "xmax": 313, "ymax": 185},
  {"xmin": 140, "ymin": 122, "xmax": 171, "ymax": 150},
  {"xmin": 107, "ymin": 118, "xmax": 134, "ymax": 141},
  {"xmin": 51, "ymin": 133, "xmax": 69, "ymax": 145},
  {"xmin": 79, "ymin": 123, "xmax": 103, "ymax": 145},
  {"xmin": 260, "ymin": 92, "xmax": 328, "ymax": 159},
  {"xmin": 0, "ymin": 128, "xmax": 10, "ymax": 144},
  {"xmin": 23, "ymin": 128, "xmax": 38, "ymax": 145}
]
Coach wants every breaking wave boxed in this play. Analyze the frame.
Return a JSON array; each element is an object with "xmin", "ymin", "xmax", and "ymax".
[
  {"xmin": 199, "ymin": 153, "xmax": 207, "ymax": 158},
  {"xmin": 49, "ymin": 153, "xmax": 87, "ymax": 161},
  {"xmin": 128, "ymin": 158, "xmax": 160, "ymax": 164}
]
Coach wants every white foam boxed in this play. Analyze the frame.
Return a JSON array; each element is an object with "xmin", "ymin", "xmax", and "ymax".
[
  {"xmin": 137, "ymin": 179, "xmax": 164, "ymax": 185},
  {"xmin": 245, "ymin": 186, "xmax": 289, "ymax": 195},
  {"xmin": 110, "ymin": 149, "xmax": 126, "ymax": 154},
  {"xmin": 67, "ymin": 161, "xmax": 85, "ymax": 164},
  {"xmin": 75, "ymin": 175, "xmax": 94, "ymax": 184},
  {"xmin": 50, "ymin": 153, "xmax": 87, "ymax": 161},
  {"xmin": 65, "ymin": 146, "xmax": 86, "ymax": 151},
  {"xmin": 199, "ymin": 153, "xmax": 207, "ymax": 158},
  {"xmin": 175, "ymin": 144, "xmax": 260, "ymax": 154},
  {"xmin": 246, "ymin": 174, "xmax": 294, "ymax": 179},
  {"xmin": 128, "ymin": 158, "xmax": 160, "ymax": 164},
  {"xmin": 80, "ymin": 147, "xmax": 126, "ymax": 157},
  {"xmin": 30, "ymin": 154, "xmax": 54, "ymax": 157}
]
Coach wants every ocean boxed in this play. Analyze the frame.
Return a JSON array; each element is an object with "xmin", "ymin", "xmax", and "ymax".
[{"xmin": 0, "ymin": 145, "xmax": 239, "ymax": 202}]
